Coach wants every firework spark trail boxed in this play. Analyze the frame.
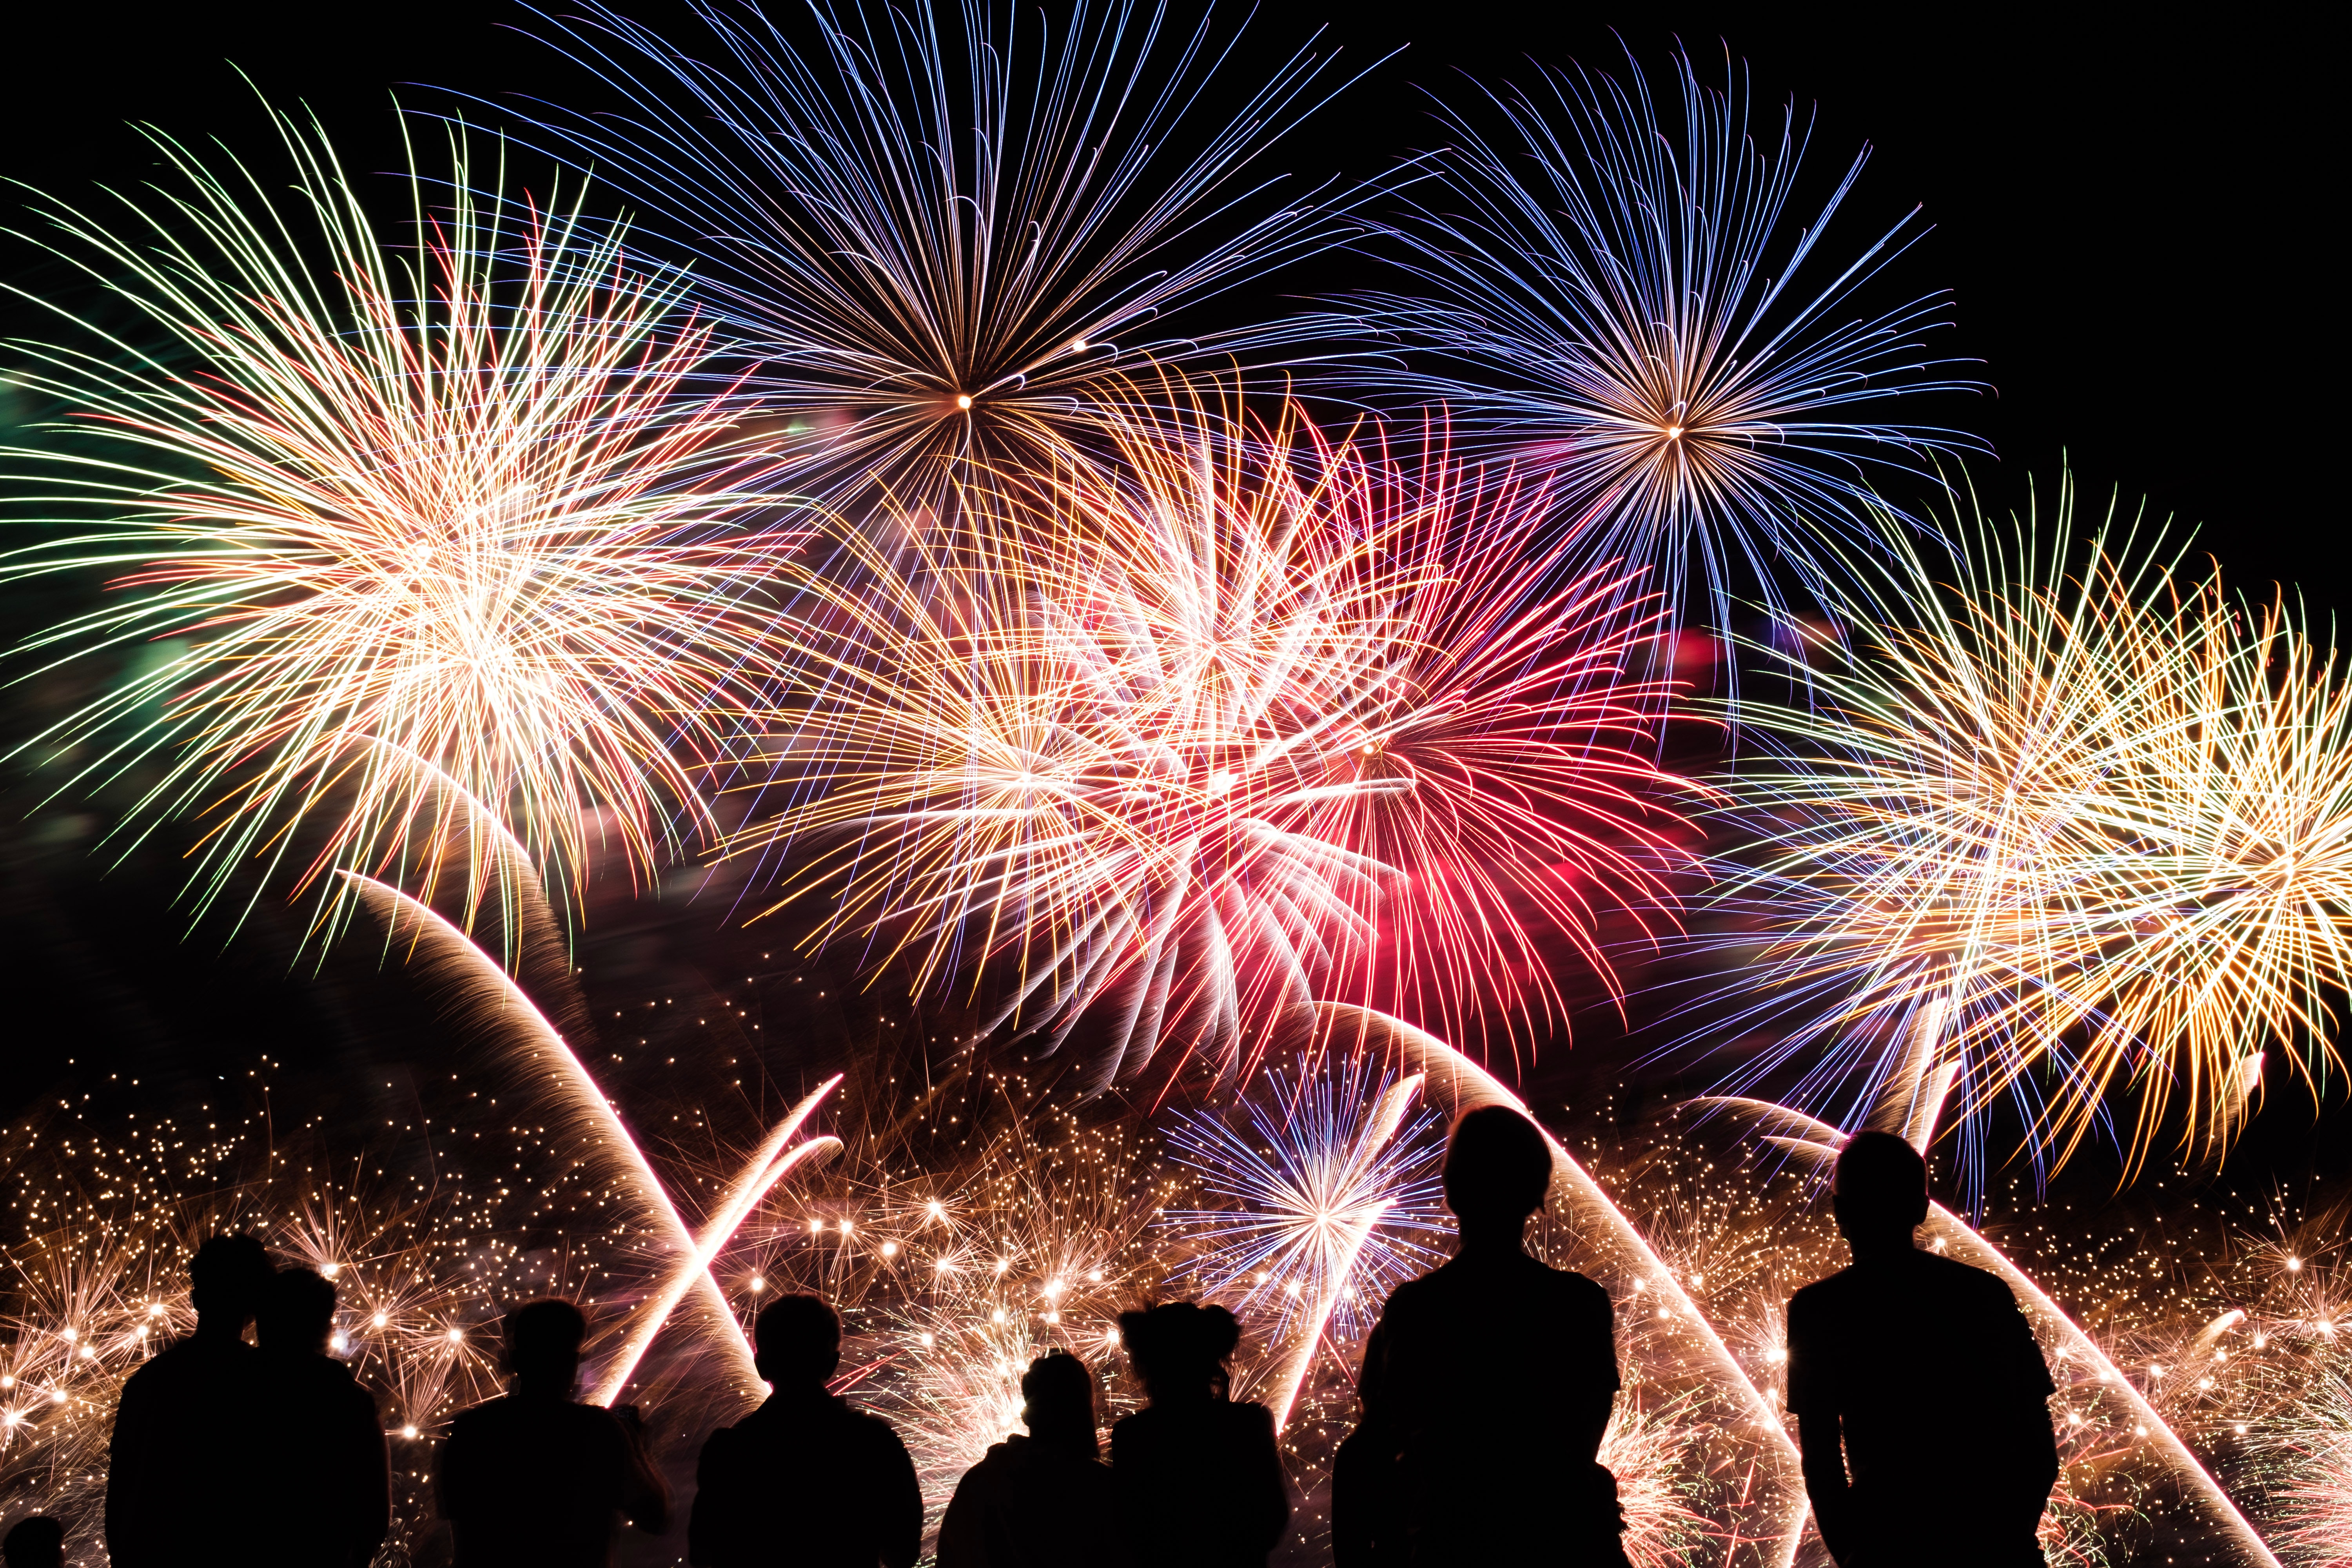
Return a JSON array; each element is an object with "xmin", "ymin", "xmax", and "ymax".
[
  {"xmin": 1696, "ymin": 1092, "xmax": 2284, "ymax": 1567},
  {"xmin": 341, "ymin": 873, "xmax": 764, "ymax": 1404},
  {"xmin": 491, "ymin": 0, "xmax": 1371, "ymax": 514},
  {"xmin": 1693, "ymin": 478, "xmax": 2352, "ymax": 1181},
  {"xmin": 1, "ymin": 104, "xmax": 810, "ymax": 941},
  {"xmin": 588, "ymin": 1077, "xmax": 846, "ymax": 1406},
  {"xmin": 740, "ymin": 402, "xmax": 1693, "ymax": 1084},
  {"xmin": 1323, "ymin": 47, "xmax": 1973, "ymax": 646},
  {"xmin": 1319, "ymin": 1002, "xmax": 1809, "ymax": 1568}
]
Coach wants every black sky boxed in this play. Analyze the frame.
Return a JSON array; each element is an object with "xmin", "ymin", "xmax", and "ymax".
[{"xmin": 1, "ymin": 2, "xmax": 2341, "ymax": 1189}]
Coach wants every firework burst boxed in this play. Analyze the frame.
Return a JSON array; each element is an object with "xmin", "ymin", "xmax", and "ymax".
[
  {"xmin": 499, "ymin": 0, "xmax": 1364, "ymax": 513},
  {"xmin": 1330, "ymin": 48, "xmax": 1972, "ymax": 642},
  {"xmin": 1, "ymin": 107, "xmax": 810, "ymax": 939},
  {"xmin": 1693, "ymin": 475, "xmax": 2352, "ymax": 1175},
  {"xmin": 1160, "ymin": 1063, "xmax": 1445, "ymax": 1354},
  {"xmin": 736, "ymin": 402, "xmax": 1692, "ymax": 1084}
]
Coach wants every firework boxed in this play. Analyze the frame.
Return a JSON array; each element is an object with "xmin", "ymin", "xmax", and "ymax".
[
  {"xmin": 1160, "ymin": 1062, "xmax": 1446, "ymax": 1425},
  {"xmin": 738, "ymin": 403, "xmax": 1692, "ymax": 1084},
  {"xmin": 496, "ymin": 0, "xmax": 1363, "ymax": 512},
  {"xmin": 1, "ymin": 107, "xmax": 809, "ymax": 940},
  {"xmin": 585, "ymin": 1078, "xmax": 843, "ymax": 1407},
  {"xmin": 0, "ymin": 1100, "xmax": 577, "ymax": 1559},
  {"xmin": 1328, "ymin": 49, "xmax": 1971, "ymax": 641},
  {"xmin": 1693, "ymin": 477, "xmax": 2352, "ymax": 1176},
  {"xmin": 1693, "ymin": 1062, "xmax": 2283, "ymax": 1568},
  {"xmin": 718, "ymin": 1065, "xmax": 1177, "ymax": 1538},
  {"xmin": 343, "ymin": 874, "xmax": 768, "ymax": 1410},
  {"xmin": 1321, "ymin": 1003, "xmax": 1812, "ymax": 1568}
]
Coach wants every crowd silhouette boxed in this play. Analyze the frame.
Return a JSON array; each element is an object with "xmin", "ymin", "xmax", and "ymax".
[{"xmin": 78, "ymin": 1109, "xmax": 2058, "ymax": 1566}]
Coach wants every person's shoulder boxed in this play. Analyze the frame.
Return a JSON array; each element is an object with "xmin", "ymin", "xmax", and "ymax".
[
  {"xmin": 1909, "ymin": 1251, "xmax": 2031, "ymax": 1319},
  {"xmin": 1913, "ymin": 1249, "xmax": 2012, "ymax": 1292},
  {"xmin": 1788, "ymin": 1265, "xmax": 1860, "ymax": 1312},
  {"xmin": 1532, "ymin": 1258, "xmax": 1611, "ymax": 1305},
  {"xmin": 1377, "ymin": 1269, "xmax": 1436, "ymax": 1313},
  {"xmin": 841, "ymin": 1401, "xmax": 911, "ymax": 1451},
  {"xmin": 446, "ymin": 1394, "xmax": 507, "ymax": 1440},
  {"xmin": 568, "ymin": 1401, "xmax": 629, "ymax": 1439},
  {"xmin": 1221, "ymin": 1399, "xmax": 1277, "ymax": 1436}
]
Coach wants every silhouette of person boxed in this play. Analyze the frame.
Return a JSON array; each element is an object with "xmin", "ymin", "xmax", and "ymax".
[
  {"xmin": 1339, "ymin": 1105, "xmax": 1626, "ymax": 1567},
  {"xmin": 1786, "ymin": 1131, "xmax": 2059, "ymax": 1568},
  {"xmin": 689, "ymin": 1293, "xmax": 922, "ymax": 1568},
  {"xmin": 2, "ymin": 1517, "xmax": 65, "ymax": 1568},
  {"xmin": 437, "ymin": 1299, "xmax": 670, "ymax": 1566},
  {"xmin": 938, "ymin": 1349, "xmax": 1117, "ymax": 1568},
  {"xmin": 1109, "ymin": 1302, "xmax": 1287, "ymax": 1568},
  {"xmin": 251, "ymin": 1267, "xmax": 390, "ymax": 1568},
  {"xmin": 107, "ymin": 1232, "xmax": 273, "ymax": 1568}
]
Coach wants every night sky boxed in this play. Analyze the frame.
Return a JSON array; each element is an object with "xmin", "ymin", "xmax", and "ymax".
[{"xmin": 1, "ymin": 3, "xmax": 2340, "ymax": 1209}]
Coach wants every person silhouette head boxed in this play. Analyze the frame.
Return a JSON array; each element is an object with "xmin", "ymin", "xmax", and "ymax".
[
  {"xmin": 1831, "ymin": 1131, "xmax": 1931, "ymax": 1260},
  {"xmin": 1441, "ymin": 1105, "xmax": 1552, "ymax": 1249},
  {"xmin": 505, "ymin": 1299, "xmax": 588, "ymax": 1400},
  {"xmin": 1020, "ymin": 1349, "xmax": 1099, "ymax": 1455},
  {"xmin": 752, "ymin": 1293, "xmax": 841, "ymax": 1396},
  {"xmin": 186, "ymin": 1233, "xmax": 272, "ymax": 1344},
  {"xmin": 256, "ymin": 1266, "xmax": 339, "ymax": 1356},
  {"xmin": 1117, "ymin": 1302, "xmax": 1240, "ymax": 1406},
  {"xmin": 2, "ymin": 1517, "xmax": 64, "ymax": 1568}
]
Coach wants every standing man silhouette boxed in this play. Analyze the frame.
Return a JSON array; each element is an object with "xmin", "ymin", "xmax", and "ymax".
[
  {"xmin": 1786, "ymin": 1131, "xmax": 2058, "ymax": 1567},
  {"xmin": 107, "ymin": 1232, "xmax": 273, "ymax": 1568},
  {"xmin": 437, "ymin": 1299, "xmax": 670, "ymax": 1566},
  {"xmin": 1339, "ymin": 1105, "xmax": 1626, "ymax": 1566},
  {"xmin": 688, "ymin": 1294, "xmax": 922, "ymax": 1568},
  {"xmin": 252, "ymin": 1267, "xmax": 390, "ymax": 1568}
]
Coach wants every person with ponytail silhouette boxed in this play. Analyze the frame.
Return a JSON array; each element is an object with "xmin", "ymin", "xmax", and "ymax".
[
  {"xmin": 937, "ymin": 1349, "xmax": 1116, "ymax": 1568},
  {"xmin": 1110, "ymin": 1303, "xmax": 1287, "ymax": 1568}
]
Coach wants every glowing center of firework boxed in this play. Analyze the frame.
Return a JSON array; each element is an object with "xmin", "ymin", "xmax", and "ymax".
[
  {"xmin": 955, "ymin": 394, "xmax": 974, "ymax": 410},
  {"xmin": 1662, "ymin": 425, "xmax": 1683, "ymax": 441}
]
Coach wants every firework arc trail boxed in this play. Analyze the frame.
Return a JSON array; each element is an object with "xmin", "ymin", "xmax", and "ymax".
[
  {"xmin": 1316, "ymin": 1002, "xmax": 1810, "ymax": 1567},
  {"xmin": 740, "ymin": 399, "xmax": 1695, "ymax": 1087},
  {"xmin": 589, "ymin": 1078, "xmax": 846, "ymax": 1407},
  {"xmin": 342, "ymin": 872, "xmax": 768, "ymax": 1402},
  {"xmin": 0, "ymin": 103, "xmax": 812, "ymax": 944}
]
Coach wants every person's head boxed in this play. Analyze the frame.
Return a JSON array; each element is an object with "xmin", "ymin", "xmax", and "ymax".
[
  {"xmin": 1830, "ymin": 1131, "xmax": 1930, "ymax": 1253},
  {"xmin": 1441, "ymin": 1105, "xmax": 1552, "ymax": 1237},
  {"xmin": 256, "ymin": 1267, "xmax": 338, "ymax": 1355},
  {"xmin": 2, "ymin": 1517, "xmax": 64, "ymax": 1568},
  {"xmin": 752, "ymin": 1294, "xmax": 841, "ymax": 1392},
  {"xmin": 1116, "ymin": 1302, "xmax": 1240, "ymax": 1406},
  {"xmin": 186, "ymin": 1234, "xmax": 272, "ymax": 1336},
  {"xmin": 505, "ymin": 1299, "xmax": 588, "ymax": 1398},
  {"xmin": 1020, "ymin": 1350, "xmax": 1098, "ymax": 1453},
  {"xmin": 2, "ymin": 1523, "xmax": 64, "ymax": 1568}
]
